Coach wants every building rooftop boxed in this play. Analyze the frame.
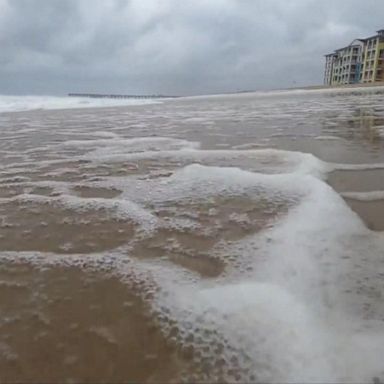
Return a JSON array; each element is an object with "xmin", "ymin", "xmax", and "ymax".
[{"xmin": 324, "ymin": 29, "xmax": 384, "ymax": 56}]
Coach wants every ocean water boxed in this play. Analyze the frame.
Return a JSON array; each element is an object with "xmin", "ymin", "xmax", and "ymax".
[
  {"xmin": 1, "ymin": 87, "xmax": 384, "ymax": 382},
  {"xmin": 0, "ymin": 94, "xmax": 160, "ymax": 113}
]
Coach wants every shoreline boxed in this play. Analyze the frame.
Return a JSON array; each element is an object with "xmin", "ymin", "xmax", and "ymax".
[{"xmin": 288, "ymin": 81, "xmax": 384, "ymax": 91}]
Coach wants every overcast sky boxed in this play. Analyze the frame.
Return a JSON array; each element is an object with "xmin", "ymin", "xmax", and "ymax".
[{"xmin": 1, "ymin": 0, "xmax": 383, "ymax": 96}]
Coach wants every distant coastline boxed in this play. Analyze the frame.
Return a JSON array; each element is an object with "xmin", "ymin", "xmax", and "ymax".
[
  {"xmin": 204, "ymin": 81, "xmax": 384, "ymax": 98},
  {"xmin": 291, "ymin": 81, "xmax": 384, "ymax": 91},
  {"xmin": 68, "ymin": 82, "xmax": 384, "ymax": 101}
]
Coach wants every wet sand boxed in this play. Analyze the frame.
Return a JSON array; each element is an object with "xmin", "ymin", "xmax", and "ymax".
[
  {"xmin": 0, "ymin": 263, "xmax": 188, "ymax": 383},
  {"xmin": 1, "ymin": 87, "xmax": 384, "ymax": 383},
  {"xmin": 328, "ymin": 169, "xmax": 384, "ymax": 230}
]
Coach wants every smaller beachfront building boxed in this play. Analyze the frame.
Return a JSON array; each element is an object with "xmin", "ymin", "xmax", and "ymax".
[
  {"xmin": 324, "ymin": 53, "xmax": 337, "ymax": 85},
  {"xmin": 324, "ymin": 29, "xmax": 384, "ymax": 85},
  {"xmin": 324, "ymin": 39, "xmax": 365, "ymax": 85}
]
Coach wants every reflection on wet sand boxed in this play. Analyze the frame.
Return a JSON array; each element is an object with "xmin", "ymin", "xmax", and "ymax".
[
  {"xmin": 343, "ymin": 198, "xmax": 384, "ymax": 231},
  {"xmin": 0, "ymin": 200, "xmax": 136, "ymax": 254},
  {"xmin": 327, "ymin": 169, "xmax": 384, "ymax": 231}
]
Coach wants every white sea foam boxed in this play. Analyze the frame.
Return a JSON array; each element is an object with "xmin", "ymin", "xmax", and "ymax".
[
  {"xmin": 332, "ymin": 162, "xmax": 384, "ymax": 171},
  {"xmin": 0, "ymin": 193, "xmax": 157, "ymax": 232},
  {"xmin": 314, "ymin": 135, "xmax": 346, "ymax": 141},
  {"xmin": 342, "ymin": 191, "xmax": 384, "ymax": 201},
  {"xmin": 82, "ymin": 147, "xmax": 330, "ymax": 179},
  {"xmin": 142, "ymin": 164, "xmax": 384, "ymax": 382},
  {"xmin": 232, "ymin": 142, "xmax": 268, "ymax": 149},
  {"xmin": 2, "ymin": 126, "xmax": 384, "ymax": 381},
  {"xmin": 3, "ymin": 152, "xmax": 383, "ymax": 381},
  {"xmin": 0, "ymin": 94, "xmax": 161, "ymax": 114},
  {"xmin": 377, "ymin": 126, "xmax": 384, "ymax": 139},
  {"xmin": 58, "ymin": 136, "xmax": 200, "ymax": 156}
]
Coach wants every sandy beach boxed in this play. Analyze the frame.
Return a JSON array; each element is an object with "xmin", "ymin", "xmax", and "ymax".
[{"xmin": 1, "ymin": 86, "xmax": 384, "ymax": 382}]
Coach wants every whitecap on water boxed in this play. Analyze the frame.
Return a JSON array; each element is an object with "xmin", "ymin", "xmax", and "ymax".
[{"xmin": 0, "ymin": 95, "xmax": 161, "ymax": 114}]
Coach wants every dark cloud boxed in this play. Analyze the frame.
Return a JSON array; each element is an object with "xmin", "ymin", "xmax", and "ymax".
[{"xmin": 1, "ymin": 0, "xmax": 383, "ymax": 95}]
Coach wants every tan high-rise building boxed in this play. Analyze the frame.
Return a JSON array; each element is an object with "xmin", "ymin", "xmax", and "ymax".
[{"xmin": 361, "ymin": 30, "xmax": 384, "ymax": 83}]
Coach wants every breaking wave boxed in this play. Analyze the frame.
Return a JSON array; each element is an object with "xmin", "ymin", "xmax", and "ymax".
[{"xmin": 0, "ymin": 94, "xmax": 161, "ymax": 114}]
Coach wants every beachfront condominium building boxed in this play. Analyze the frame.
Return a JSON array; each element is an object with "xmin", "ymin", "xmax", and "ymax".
[
  {"xmin": 324, "ymin": 29, "xmax": 384, "ymax": 86},
  {"xmin": 324, "ymin": 39, "xmax": 365, "ymax": 85},
  {"xmin": 361, "ymin": 29, "xmax": 384, "ymax": 83}
]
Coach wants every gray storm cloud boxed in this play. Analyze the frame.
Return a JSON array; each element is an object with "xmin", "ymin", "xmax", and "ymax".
[{"xmin": 0, "ymin": 0, "xmax": 383, "ymax": 95}]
